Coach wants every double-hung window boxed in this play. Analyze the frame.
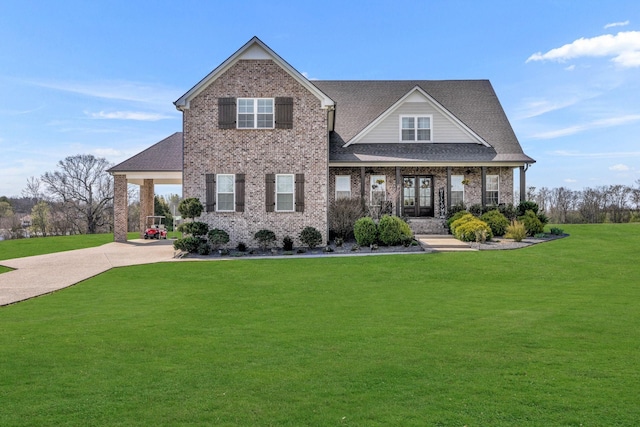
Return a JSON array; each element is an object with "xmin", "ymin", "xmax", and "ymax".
[
  {"xmin": 400, "ymin": 115, "xmax": 432, "ymax": 141},
  {"xmin": 237, "ymin": 98, "xmax": 274, "ymax": 129},
  {"xmin": 451, "ymin": 175, "xmax": 464, "ymax": 206},
  {"xmin": 276, "ymin": 174, "xmax": 295, "ymax": 212},
  {"xmin": 216, "ymin": 174, "xmax": 235, "ymax": 211},
  {"xmin": 370, "ymin": 175, "xmax": 386, "ymax": 206},
  {"xmin": 335, "ymin": 175, "xmax": 351, "ymax": 199},
  {"xmin": 486, "ymin": 175, "xmax": 499, "ymax": 206}
]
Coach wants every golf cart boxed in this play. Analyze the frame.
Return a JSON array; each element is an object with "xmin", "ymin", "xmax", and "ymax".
[{"xmin": 144, "ymin": 216, "xmax": 168, "ymax": 239}]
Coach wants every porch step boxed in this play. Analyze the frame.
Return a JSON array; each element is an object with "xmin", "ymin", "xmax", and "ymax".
[{"xmin": 407, "ymin": 217, "xmax": 448, "ymax": 235}]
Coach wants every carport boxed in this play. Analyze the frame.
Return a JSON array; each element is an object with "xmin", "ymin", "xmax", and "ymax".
[{"xmin": 108, "ymin": 132, "xmax": 183, "ymax": 242}]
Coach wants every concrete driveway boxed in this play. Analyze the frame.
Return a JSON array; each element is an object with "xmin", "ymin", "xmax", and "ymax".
[{"xmin": 0, "ymin": 240, "xmax": 177, "ymax": 306}]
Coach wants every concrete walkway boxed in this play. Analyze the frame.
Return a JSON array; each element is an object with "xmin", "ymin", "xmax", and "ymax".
[
  {"xmin": 416, "ymin": 234, "xmax": 477, "ymax": 252},
  {"xmin": 0, "ymin": 240, "xmax": 177, "ymax": 306}
]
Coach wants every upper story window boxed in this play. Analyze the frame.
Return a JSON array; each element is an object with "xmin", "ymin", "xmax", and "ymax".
[
  {"xmin": 400, "ymin": 115, "xmax": 432, "ymax": 142},
  {"xmin": 237, "ymin": 98, "xmax": 274, "ymax": 129}
]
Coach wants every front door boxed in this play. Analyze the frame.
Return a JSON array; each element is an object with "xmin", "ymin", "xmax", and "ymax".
[{"xmin": 402, "ymin": 176, "xmax": 434, "ymax": 217}]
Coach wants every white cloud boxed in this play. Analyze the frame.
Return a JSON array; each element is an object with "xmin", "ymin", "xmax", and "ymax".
[
  {"xmin": 604, "ymin": 21, "xmax": 630, "ymax": 29},
  {"xmin": 93, "ymin": 148, "xmax": 123, "ymax": 157},
  {"xmin": 564, "ymin": 64, "xmax": 576, "ymax": 71},
  {"xmin": 526, "ymin": 31, "xmax": 640, "ymax": 68},
  {"xmin": 564, "ymin": 178, "xmax": 578, "ymax": 183},
  {"xmin": 550, "ymin": 150, "xmax": 640, "ymax": 158},
  {"xmin": 301, "ymin": 71, "xmax": 318, "ymax": 81},
  {"xmin": 609, "ymin": 163, "xmax": 630, "ymax": 171},
  {"xmin": 531, "ymin": 114, "xmax": 640, "ymax": 139},
  {"xmin": 87, "ymin": 111, "xmax": 172, "ymax": 121},
  {"xmin": 516, "ymin": 97, "xmax": 581, "ymax": 120}
]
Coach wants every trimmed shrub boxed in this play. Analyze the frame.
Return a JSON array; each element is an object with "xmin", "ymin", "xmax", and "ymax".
[
  {"xmin": 449, "ymin": 213, "xmax": 476, "ymax": 235},
  {"xmin": 254, "ymin": 229, "xmax": 276, "ymax": 250},
  {"xmin": 197, "ymin": 240, "xmax": 211, "ymax": 255},
  {"xmin": 517, "ymin": 201, "xmax": 539, "ymax": 216},
  {"xmin": 481, "ymin": 209, "xmax": 510, "ymax": 236},
  {"xmin": 329, "ymin": 197, "xmax": 365, "ymax": 239},
  {"xmin": 378, "ymin": 215, "xmax": 413, "ymax": 246},
  {"xmin": 550, "ymin": 227, "xmax": 564, "ymax": 235},
  {"xmin": 353, "ymin": 217, "xmax": 377, "ymax": 246},
  {"xmin": 446, "ymin": 203, "xmax": 466, "ymax": 220},
  {"xmin": 447, "ymin": 210, "xmax": 469, "ymax": 231},
  {"xmin": 178, "ymin": 197, "xmax": 204, "ymax": 220},
  {"xmin": 505, "ymin": 220, "xmax": 527, "ymax": 242},
  {"xmin": 468, "ymin": 204, "xmax": 485, "ymax": 217},
  {"xmin": 207, "ymin": 228, "xmax": 230, "ymax": 250},
  {"xmin": 519, "ymin": 210, "xmax": 544, "ymax": 236},
  {"xmin": 173, "ymin": 236, "xmax": 202, "ymax": 253},
  {"xmin": 282, "ymin": 236, "xmax": 294, "ymax": 251},
  {"xmin": 453, "ymin": 217, "xmax": 492, "ymax": 242},
  {"xmin": 178, "ymin": 221, "xmax": 209, "ymax": 237},
  {"xmin": 299, "ymin": 227, "xmax": 322, "ymax": 249},
  {"xmin": 236, "ymin": 242, "xmax": 247, "ymax": 252},
  {"xmin": 498, "ymin": 203, "xmax": 518, "ymax": 220}
]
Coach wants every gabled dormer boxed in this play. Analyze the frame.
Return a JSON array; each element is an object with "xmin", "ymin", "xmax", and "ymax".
[{"xmin": 343, "ymin": 86, "xmax": 490, "ymax": 147}]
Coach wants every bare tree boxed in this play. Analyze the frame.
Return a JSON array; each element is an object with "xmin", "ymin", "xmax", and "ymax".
[
  {"xmin": 22, "ymin": 176, "xmax": 44, "ymax": 203},
  {"xmin": 41, "ymin": 154, "xmax": 114, "ymax": 234}
]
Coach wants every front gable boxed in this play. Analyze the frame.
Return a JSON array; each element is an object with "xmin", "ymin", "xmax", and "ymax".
[
  {"xmin": 174, "ymin": 37, "xmax": 334, "ymax": 111},
  {"xmin": 344, "ymin": 86, "xmax": 490, "ymax": 147}
]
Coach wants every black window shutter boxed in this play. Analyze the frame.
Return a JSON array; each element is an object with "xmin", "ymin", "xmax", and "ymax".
[
  {"xmin": 265, "ymin": 174, "xmax": 275, "ymax": 212},
  {"xmin": 218, "ymin": 97, "xmax": 236, "ymax": 129},
  {"xmin": 206, "ymin": 174, "xmax": 216, "ymax": 212},
  {"xmin": 235, "ymin": 174, "xmax": 245, "ymax": 212},
  {"xmin": 295, "ymin": 174, "xmax": 305, "ymax": 212},
  {"xmin": 275, "ymin": 97, "xmax": 293, "ymax": 129}
]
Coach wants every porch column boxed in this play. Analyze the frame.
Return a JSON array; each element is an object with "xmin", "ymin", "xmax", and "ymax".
[
  {"xmin": 481, "ymin": 166, "xmax": 487, "ymax": 208},
  {"xmin": 395, "ymin": 166, "xmax": 401, "ymax": 216},
  {"xmin": 520, "ymin": 166, "xmax": 527, "ymax": 202},
  {"xmin": 446, "ymin": 166, "xmax": 451, "ymax": 211},
  {"xmin": 139, "ymin": 179, "xmax": 155, "ymax": 238},
  {"xmin": 113, "ymin": 175, "xmax": 128, "ymax": 242}
]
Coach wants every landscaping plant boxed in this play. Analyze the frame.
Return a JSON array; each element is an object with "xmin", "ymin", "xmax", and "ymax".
[
  {"xmin": 481, "ymin": 209, "xmax": 510, "ymax": 236},
  {"xmin": 299, "ymin": 226, "xmax": 322, "ymax": 249},
  {"xmin": 377, "ymin": 215, "xmax": 412, "ymax": 246},
  {"xmin": 254, "ymin": 229, "xmax": 276, "ymax": 251},
  {"xmin": 353, "ymin": 216, "xmax": 377, "ymax": 246}
]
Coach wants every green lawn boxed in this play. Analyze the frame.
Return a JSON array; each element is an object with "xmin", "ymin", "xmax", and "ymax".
[{"xmin": 0, "ymin": 224, "xmax": 639, "ymax": 425}]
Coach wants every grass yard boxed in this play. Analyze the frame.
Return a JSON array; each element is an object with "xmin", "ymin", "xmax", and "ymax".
[{"xmin": 0, "ymin": 224, "xmax": 639, "ymax": 425}]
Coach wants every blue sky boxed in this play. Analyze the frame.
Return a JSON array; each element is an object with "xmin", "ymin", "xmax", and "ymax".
[{"xmin": 1, "ymin": 0, "xmax": 639, "ymax": 197}]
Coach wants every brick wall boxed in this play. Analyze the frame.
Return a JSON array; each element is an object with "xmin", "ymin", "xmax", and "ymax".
[{"xmin": 182, "ymin": 60, "xmax": 329, "ymax": 248}]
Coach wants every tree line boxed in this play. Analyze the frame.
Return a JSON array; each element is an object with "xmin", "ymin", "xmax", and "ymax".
[{"xmin": 525, "ymin": 180, "xmax": 640, "ymax": 224}]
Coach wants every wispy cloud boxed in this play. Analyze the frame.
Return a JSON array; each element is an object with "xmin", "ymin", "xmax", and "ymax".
[
  {"xmin": 526, "ymin": 31, "xmax": 640, "ymax": 68},
  {"xmin": 604, "ymin": 21, "xmax": 630, "ymax": 29},
  {"xmin": 301, "ymin": 71, "xmax": 319, "ymax": 81},
  {"xmin": 87, "ymin": 111, "xmax": 172, "ymax": 121},
  {"xmin": 609, "ymin": 163, "xmax": 631, "ymax": 171},
  {"xmin": 516, "ymin": 97, "xmax": 581, "ymax": 120},
  {"xmin": 531, "ymin": 114, "xmax": 640, "ymax": 139},
  {"xmin": 564, "ymin": 178, "xmax": 578, "ymax": 183}
]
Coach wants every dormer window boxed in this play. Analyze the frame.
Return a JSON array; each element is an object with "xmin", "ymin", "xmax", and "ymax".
[
  {"xmin": 400, "ymin": 115, "xmax": 432, "ymax": 141},
  {"xmin": 238, "ymin": 98, "xmax": 274, "ymax": 129}
]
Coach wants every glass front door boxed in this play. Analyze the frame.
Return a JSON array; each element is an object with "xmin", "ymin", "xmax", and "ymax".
[{"xmin": 402, "ymin": 176, "xmax": 434, "ymax": 217}]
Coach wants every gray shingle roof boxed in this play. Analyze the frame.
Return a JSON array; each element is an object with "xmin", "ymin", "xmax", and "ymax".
[
  {"xmin": 108, "ymin": 132, "xmax": 183, "ymax": 172},
  {"xmin": 312, "ymin": 80, "xmax": 534, "ymax": 164}
]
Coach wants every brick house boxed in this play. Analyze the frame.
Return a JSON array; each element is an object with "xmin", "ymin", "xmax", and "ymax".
[{"xmin": 109, "ymin": 37, "xmax": 534, "ymax": 244}]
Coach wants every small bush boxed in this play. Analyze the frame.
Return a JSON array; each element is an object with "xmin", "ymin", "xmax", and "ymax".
[
  {"xmin": 537, "ymin": 211, "xmax": 550, "ymax": 227},
  {"xmin": 254, "ymin": 229, "xmax": 276, "ymax": 250},
  {"xmin": 449, "ymin": 213, "xmax": 476, "ymax": 235},
  {"xmin": 178, "ymin": 221, "xmax": 209, "ymax": 237},
  {"xmin": 519, "ymin": 210, "xmax": 544, "ymax": 236},
  {"xmin": 299, "ymin": 227, "xmax": 323, "ymax": 249},
  {"xmin": 378, "ymin": 215, "xmax": 412, "ymax": 246},
  {"xmin": 329, "ymin": 197, "xmax": 365, "ymax": 239},
  {"xmin": 517, "ymin": 201, "xmax": 539, "ymax": 216},
  {"xmin": 447, "ymin": 210, "xmax": 469, "ymax": 231},
  {"xmin": 197, "ymin": 241, "xmax": 211, "ymax": 255},
  {"xmin": 498, "ymin": 203, "xmax": 518, "ymax": 220},
  {"xmin": 353, "ymin": 217, "xmax": 377, "ymax": 246},
  {"xmin": 505, "ymin": 220, "xmax": 527, "ymax": 242},
  {"xmin": 454, "ymin": 217, "xmax": 492, "ymax": 242},
  {"xmin": 236, "ymin": 242, "xmax": 247, "ymax": 252},
  {"xmin": 550, "ymin": 227, "xmax": 564, "ymax": 235},
  {"xmin": 468, "ymin": 204, "xmax": 485, "ymax": 217},
  {"xmin": 282, "ymin": 236, "xmax": 294, "ymax": 251},
  {"xmin": 173, "ymin": 236, "xmax": 202, "ymax": 253},
  {"xmin": 178, "ymin": 197, "xmax": 204, "ymax": 220},
  {"xmin": 481, "ymin": 209, "xmax": 510, "ymax": 236},
  {"xmin": 207, "ymin": 228, "xmax": 230, "ymax": 250}
]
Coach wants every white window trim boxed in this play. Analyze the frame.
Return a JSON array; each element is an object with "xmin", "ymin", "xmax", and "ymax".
[
  {"xmin": 216, "ymin": 174, "xmax": 235, "ymax": 212},
  {"xmin": 451, "ymin": 175, "xmax": 465, "ymax": 205},
  {"xmin": 275, "ymin": 174, "xmax": 295, "ymax": 212},
  {"xmin": 237, "ymin": 98, "xmax": 274, "ymax": 129},
  {"xmin": 399, "ymin": 114, "xmax": 433, "ymax": 142},
  {"xmin": 486, "ymin": 175, "xmax": 499, "ymax": 205},
  {"xmin": 335, "ymin": 175, "xmax": 351, "ymax": 199},
  {"xmin": 370, "ymin": 175, "xmax": 386, "ymax": 205}
]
